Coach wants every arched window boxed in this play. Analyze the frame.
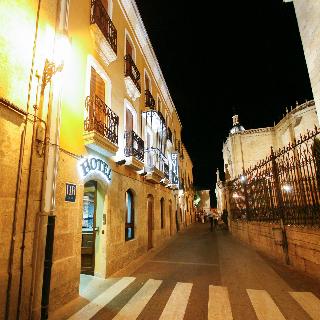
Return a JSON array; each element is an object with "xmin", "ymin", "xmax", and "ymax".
[
  {"xmin": 125, "ymin": 190, "xmax": 134, "ymax": 241},
  {"xmin": 160, "ymin": 197, "xmax": 165, "ymax": 229}
]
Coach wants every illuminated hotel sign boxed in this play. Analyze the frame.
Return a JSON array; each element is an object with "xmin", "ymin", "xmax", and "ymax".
[
  {"xmin": 170, "ymin": 152, "xmax": 179, "ymax": 186},
  {"xmin": 80, "ymin": 157, "xmax": 112, "ymax": 182}
]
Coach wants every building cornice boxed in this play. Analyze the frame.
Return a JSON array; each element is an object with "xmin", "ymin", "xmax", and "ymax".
[{"xmin": 119, "ymin": 0, "xmax": 182, "ymax": 127}]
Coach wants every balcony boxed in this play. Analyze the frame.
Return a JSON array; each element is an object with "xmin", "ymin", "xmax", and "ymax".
[
  {"xmin": 144, "ymin": 148, "xmax": 168, "ymax": 184},
  {"xmin": 90, "ymin": 0, "xmax": 117, "ymax": 65},
  {"xmin": 124, "ymin": 130, "xmax": 144, "ymax": 171},
  {"xmin": 84, "ymin": 95, "xmax": 119, "ymax": 157},
  {"xmin": 145, "ymin": 89, "xmax": 155, "ymax": 109},
  {"xmin": 124, "ymin": 54, "xmax": 141, "ymax": 101},
  {"xmin": 142, "ymin": 109, "xmax": 166, "ymax": 133}
]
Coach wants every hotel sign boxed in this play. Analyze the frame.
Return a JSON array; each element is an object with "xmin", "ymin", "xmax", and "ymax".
[
  {"xmin": 170, "ymin": 152, "xmax": 179, "ymax": 186},
  {"xmin": 65, "ymin": 183, "xmax": 76, "ymax": 202},
  {"xmin": 80, "ymin": 157, "xmax": 112, "ymax": 182}
]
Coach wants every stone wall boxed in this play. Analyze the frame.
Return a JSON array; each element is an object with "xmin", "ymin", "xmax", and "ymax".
[{"xmin": 230, "ymin": 220, "xmax": 320, "ymax": 280}]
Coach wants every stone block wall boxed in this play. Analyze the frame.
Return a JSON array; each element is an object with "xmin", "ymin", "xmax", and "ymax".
[{"xmin": 230, "ymin": 220, "xmax": 320, "ymax": 280}]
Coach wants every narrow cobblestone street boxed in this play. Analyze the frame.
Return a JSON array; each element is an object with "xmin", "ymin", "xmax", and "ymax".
[{"xmin": 50, "ymin": 223, "xmax": 320, "ymax": 320}]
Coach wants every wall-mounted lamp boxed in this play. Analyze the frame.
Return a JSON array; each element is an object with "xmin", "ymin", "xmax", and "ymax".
[
  {"xmin": 116, "ymin": 159, "xmax": 126, "ymax": 166},
  {"xmin": 41, "ymin": 59, "xmax": 64, "ymax": 93}
]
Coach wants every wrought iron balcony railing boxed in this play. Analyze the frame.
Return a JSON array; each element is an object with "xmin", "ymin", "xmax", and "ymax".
[
  {"xmin": 145, "ymin": 147, "xmax": 168, "ymax": 175},
  {"xmin": 124, "ymin": 130, "xmax": 144, "ymax": 161},
  {"xmin": 124, "ymin": 54, "xmax": 141, "ymax": 92},
  {"xmin": 145, "ymin": 89, "xmax": 155, "ymax": 109},
  {"xmin": 84, "ymin": 95, "xmax": 119, "ymax": 145},
  {"xmin": 91, "ymin": 0, "xmax": 117, "ymax": 54}
]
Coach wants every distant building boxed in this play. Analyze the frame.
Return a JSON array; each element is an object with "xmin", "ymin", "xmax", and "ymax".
[
  {"xmin": 216, "ymin": 100, "xmax": 318, "ymax": 213},
  {"xmin": 196, "ymin": 189, "xmax": 211, "ymax": 212},
  {"xmin": 223, "ymin": 100, "xmax": 318, "ymax": 180}
]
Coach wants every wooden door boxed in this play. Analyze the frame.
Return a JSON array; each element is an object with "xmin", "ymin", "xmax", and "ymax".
[
  {"xmin": 126, "ymin": 107, "xmax": 134, "ymax": 151},
  {"xmin": 147, "ymin": 197, "xmax": 153, "ymax": 249},
  {"xmin": 90, "ymin": 67, "xmax": 106, "ymax": 125},
  {"xmin": 81, "ymin": 181, "xmax": 97, "ymax": 275},
  {"xmin": 126, "ymin": 38, "xmax": 133, "ymax": 58},
  {"xmin": 101, "ymin": 0, "xmax": 108, "ymax": 13}
]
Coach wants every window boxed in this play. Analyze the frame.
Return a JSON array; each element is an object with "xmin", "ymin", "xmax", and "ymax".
[
  {"xmin": 125, "ymin": 33, "xmax": 135, "ymax": 60},
  {"xmin": 125, "ymin": 190, "xmax": 134, "ymax": 241},
  {"xmin": 160, "ymin": 197, "xmax": 165, "ymax": 229},
  {"xmin": 145, "ymin": 72, "xmax": 150, "ymax": 92},
  {"xmin": 90, "ymin": 67, "xmax": 106, "ymax": 125}
]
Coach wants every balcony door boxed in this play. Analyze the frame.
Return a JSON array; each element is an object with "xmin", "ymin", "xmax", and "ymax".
[
  {"xmin": 90, "ymin": 67, "xmax": 106, "ymax": 125},
  {"xmin": 102, "ymin": 0, "xmax": 109, "ymax": 13},
  {"xmin": 126, "ymin": 107, "xmax": 133, "ymax": 152},
  {"xmin": 126, "ymin": 38, "xmax": 133, "ymax": 59}
]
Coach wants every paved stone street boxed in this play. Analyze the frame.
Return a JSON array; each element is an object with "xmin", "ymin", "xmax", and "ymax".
[{"xmin": 51, "ymin": 223, "xmax": 320, "ymax": 320}]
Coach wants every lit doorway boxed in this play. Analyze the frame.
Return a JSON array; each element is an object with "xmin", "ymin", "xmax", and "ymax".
[{"xmin": 81, "ymin": 180, "xmax": 106, "ymax": 277}]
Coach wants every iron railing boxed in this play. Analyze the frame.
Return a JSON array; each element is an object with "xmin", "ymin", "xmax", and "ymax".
[
  {"xmin": 124, "ymin": 54, "xmax": 141, "ymax": 92},
  {"xmin": 90, "ymin": 0, "xmax": 117, "ymax": 54},
  {"xmin": 229, "ymin": 126, "xmax": 320, "ymax": 226},
  {"xmin": 124, "ymin": 130, "xmax": 144, "ymax": 161},
  {"xmin": 145, "ymin": 89, "xmax": 155, "ymax": 109},
  {"xmin": 84, "ymin": 95, "xmax": 119, "ymax": 145},
  {"xmin": 145, "ymin": 147, "xmax": 169, "ymax": 176}
]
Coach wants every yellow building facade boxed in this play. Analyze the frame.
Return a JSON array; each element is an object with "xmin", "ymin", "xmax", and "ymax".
[{"xmin": 0, "ymin": 0, "xmax": 194, "ymax": 319}]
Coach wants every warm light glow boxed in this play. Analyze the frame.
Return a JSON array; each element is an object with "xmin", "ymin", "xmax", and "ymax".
[
  {"xmin": 282, "ymin": 184, "xmax": 293, "ymax": 192},
  {"xmin": 233, "ymin": 192, "xmax": 240, "ymax": 198},
  {"xmin": 240, "ymin": 175, "xmax": 247, "ymax": 183},
  {"xmin": 53, "ymin": 33, "xmax": 71, "ymax": 68}
]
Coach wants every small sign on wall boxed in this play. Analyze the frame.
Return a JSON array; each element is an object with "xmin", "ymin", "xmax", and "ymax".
[{"xmin": 65, "ymin": 183, "xmax": 76, "ymax": 202}]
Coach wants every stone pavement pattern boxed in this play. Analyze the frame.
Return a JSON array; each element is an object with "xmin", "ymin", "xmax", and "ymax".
[{"xmin": 50, "ymin": 223, "xmax": 320, "ymax": 320}]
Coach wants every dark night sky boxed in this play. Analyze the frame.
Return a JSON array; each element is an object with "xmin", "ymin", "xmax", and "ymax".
[{"xmin": 135, "ymin": 0, "xmax": 313, "ymax": 202}]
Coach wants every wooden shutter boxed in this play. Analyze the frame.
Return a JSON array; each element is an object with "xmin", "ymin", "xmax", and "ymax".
[
  {"xmin": 145, "ymin": 75, "xmax": 150, "ymax": 91},
  {"xmin": 101, "ymin": 0, "xmax": 108, "ymax": 13},
  {"xmin": 90, "ymin": 67, "xmax": 106, "ymax": 124},
  {"xmin": 126, "ymin": 38, "xmax": 133, "ymax": 58},
  {"xmin": 126, "ymin": 108, "xmax": 133, "ymax": 132}
]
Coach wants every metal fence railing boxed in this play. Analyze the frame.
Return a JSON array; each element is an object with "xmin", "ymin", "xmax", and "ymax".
[{"xmin": 229, "ymin": 126, "xmax": 320, "ymax": 226}]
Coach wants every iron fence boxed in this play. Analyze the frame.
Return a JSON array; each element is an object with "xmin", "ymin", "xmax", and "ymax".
[{"xmin": 229, "ymin": 126, "xmax": 320, "ymax": 225}]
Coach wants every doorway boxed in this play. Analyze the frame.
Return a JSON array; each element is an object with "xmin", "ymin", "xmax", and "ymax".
[
  {"xmin": 81, "ymin": 180, "xmax": 106, "ymax": 277},
  {"xmin": 147, "ymin": 195, "xmax": 154, "ymax": 249},
  {"xmin": 81, "ymin": 181, "xmax": 97, "ymax": 275}
]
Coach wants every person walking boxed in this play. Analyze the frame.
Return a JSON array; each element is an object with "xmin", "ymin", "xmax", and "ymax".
[
  {"xmin": 207, "ymin": 211, "xmax": 214, "ymax": 232},
  {"xmin": 213, "ymin": 213, "xmax": 218, "ymax": 230}
]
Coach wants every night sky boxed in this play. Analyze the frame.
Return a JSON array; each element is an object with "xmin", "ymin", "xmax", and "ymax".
[{"xmin": 135, "ymin": 0, "xmax": 313, "ymax": 204}]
